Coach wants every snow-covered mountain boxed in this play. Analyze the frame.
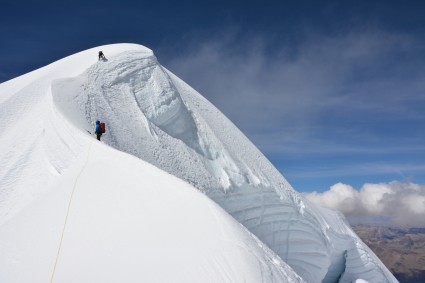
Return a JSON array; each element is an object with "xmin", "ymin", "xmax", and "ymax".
[{"xmin": 0, "ymin": 44, "xmax": 397, "ymax": 282}]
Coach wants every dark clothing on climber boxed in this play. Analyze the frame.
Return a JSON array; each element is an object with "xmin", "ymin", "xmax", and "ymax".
[
  {"xmin": 98, "ymin": 51, "xmax": 106, "ymax": 61},
  {"xmin": 95, "ymin": 120, "xmax": 102, "ymax": 141}
]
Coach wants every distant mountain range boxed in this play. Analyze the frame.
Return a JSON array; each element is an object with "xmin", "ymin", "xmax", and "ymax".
[{"xmin": 352, "ymin": 225, "xmax": 425, "ymax": 283}]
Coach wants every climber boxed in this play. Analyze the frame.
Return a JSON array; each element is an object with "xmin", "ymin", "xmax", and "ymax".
[
  {"xmin": 98, "ymin": 51, "xmax": 106, "ymax": 61},
  {"xmin": 95, "ymin": 120, "xmax": 102, "ymax": 141}
]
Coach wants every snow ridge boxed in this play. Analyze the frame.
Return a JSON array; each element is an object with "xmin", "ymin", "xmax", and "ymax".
[{"xmin": 0, "ymin": 44, "xmax": 398, "ymax": 283}]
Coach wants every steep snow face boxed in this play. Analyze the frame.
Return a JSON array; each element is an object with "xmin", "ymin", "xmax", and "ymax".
[
  {"xmin": 50, "ymin": 47, "xmax": 397, "ymax": 283},
  {"xmin": 53, "ymin": 50, "xmax": 266, "ymax": 192},
  {"xmin": 0, "ymin": 44, "xmax": 398, "ymax": 283}
]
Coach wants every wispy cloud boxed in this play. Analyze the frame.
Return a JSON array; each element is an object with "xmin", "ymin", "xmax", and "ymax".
[
  {"xmin": 286, "ymin": 163, "xmax": 425, "ymax": 179},
  {"xmin": 253, "ymin": 130, "xmax": 425, "ymax": 157},
  {"xmin": 164, "ymin": 28, "xmax": 425, "ymax": 152},
  {"xmin": 304, "ymin": 181, "xmax": 425, "ymax": 227}
]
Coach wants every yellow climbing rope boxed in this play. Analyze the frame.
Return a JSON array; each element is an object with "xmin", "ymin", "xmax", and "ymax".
[{"xmin": 50, "ymin": 141, "xmax": 93, "ymax": 283}]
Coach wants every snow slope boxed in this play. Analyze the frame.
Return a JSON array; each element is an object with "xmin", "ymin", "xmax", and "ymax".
[
  {"xmin": 0, "ymin": 137, "xmax": 303, "ymax": 282},
  {"xmin": 0, "ymin": 44, "xmax": 398, "ymax": 282}
]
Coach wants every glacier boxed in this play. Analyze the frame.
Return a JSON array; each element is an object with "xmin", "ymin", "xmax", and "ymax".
[{"xmin": 0, "ymin": 43, "xmax": 398, "ymax": 282}]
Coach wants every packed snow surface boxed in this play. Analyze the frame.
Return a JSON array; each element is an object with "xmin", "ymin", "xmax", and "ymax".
[
  {"xmin": 0, "ymin": 139, "xmax": 302, "ymax": 282},
  {"xmin": 0, "ymin": 44, "xmax": 398, "ymax": 282}
]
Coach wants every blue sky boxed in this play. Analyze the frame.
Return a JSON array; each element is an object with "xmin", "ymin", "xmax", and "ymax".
[{"xmin": 1, "ymin": 0, "xmax": 424, "ymax": 193}]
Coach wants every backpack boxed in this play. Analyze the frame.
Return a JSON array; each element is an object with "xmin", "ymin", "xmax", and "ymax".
[{"xmin": 100, "ymin": 122, "xmax": 106, "ymax": 133}]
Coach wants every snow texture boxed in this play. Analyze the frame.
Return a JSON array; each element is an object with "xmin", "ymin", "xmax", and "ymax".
[{"xmin": 0, "ymin": 44, "xmax": 398, "ymax": 282}]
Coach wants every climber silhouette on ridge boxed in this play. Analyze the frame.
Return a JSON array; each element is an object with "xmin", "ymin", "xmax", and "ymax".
[{"xmin": 98, "ymin": 51, "xmax": 107, "ymax": 61}]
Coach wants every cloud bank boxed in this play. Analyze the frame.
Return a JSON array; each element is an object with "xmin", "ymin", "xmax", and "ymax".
[{"xmin": 304, "ymin": 181, "xmax": 425, "ymax": 227}]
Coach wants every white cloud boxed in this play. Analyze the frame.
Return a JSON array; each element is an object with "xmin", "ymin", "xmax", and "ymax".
[
  {"xmin": 304, "ymin": 181, "xmax": 425, "ymax": 227},
  {"xmin": 306, "ymin": 183, "xmax": 362, "ymax": 214}
]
